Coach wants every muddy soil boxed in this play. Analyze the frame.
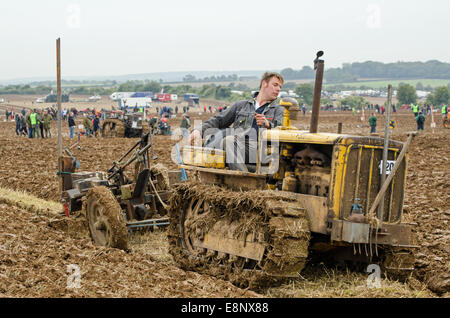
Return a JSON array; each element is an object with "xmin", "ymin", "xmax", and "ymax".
[
  {"xmin": 0, "ymin": 203, "xmax": 258, "ymax": 297},
  {"xmin": 0, "ymin": 107, "xmax": 448, "ymax": 297}
]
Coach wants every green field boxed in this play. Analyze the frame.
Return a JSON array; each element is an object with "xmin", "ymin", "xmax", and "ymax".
[{"xmin": 325, "ymin": 78, "xmax": 450, "ymax": 89}]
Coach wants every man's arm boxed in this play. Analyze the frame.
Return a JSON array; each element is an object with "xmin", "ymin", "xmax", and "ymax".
[
  {"xmin": 266, "ymin": 106, "xmax": 285, "ymax": 129},
  {"xmin": 189, "ymin": 101, "xmax": 242, "ymax": 145},
  {"xmin": 200, "ymin": 101, "xmax": 241, "ymax": 135}
]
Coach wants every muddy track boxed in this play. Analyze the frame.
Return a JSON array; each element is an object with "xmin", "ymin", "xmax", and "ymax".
[{"xmin": 167, "ymin": 181, "xmax": 310, "ymax": 290}]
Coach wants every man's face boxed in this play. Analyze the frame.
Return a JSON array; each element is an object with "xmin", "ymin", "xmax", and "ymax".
[{"xmin": 261, "ymin": 77, "xmax": 282, "ymax": 101}]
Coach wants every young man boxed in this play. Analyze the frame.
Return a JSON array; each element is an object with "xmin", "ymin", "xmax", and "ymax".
[
  {"xmin": 189, "ymin": 72, "xmax": 284, "ymax": 171},
  {"xmin": 369, "ymin": 113, "xmax": 377, "ymax": 133}
]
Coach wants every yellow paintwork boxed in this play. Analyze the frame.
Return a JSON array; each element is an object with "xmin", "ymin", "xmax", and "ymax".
[
  {"xmin": 331, "ymin": 144, "xmax": 349, "ymax": 218},
  {"xmin": 182, "ymin": 126, "xmax": 405, "ymax": 224},
  {"xmin": 265, "ymin": 130, "xmax": 344, "ymax": 144},
  {"xmin": 280, "ymin": 101, "xmax": 292, "ymax": 127},
  {"xmin": 182, "ymin": 146, "xmax": 225, "ymax": 169}
]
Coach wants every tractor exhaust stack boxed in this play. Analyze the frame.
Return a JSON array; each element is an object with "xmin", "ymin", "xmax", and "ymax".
[{"xmin": 310, "ymin": 51, "xmax": 324, "ymax": 134}]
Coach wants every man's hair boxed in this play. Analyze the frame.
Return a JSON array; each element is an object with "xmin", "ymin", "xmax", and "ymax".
[{"xmin": 260, "ymin": 72, "xmax": 284, "ymax": 88}]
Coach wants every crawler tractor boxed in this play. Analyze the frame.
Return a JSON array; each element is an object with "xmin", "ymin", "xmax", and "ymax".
[
  {"xmin": 167, "ymin": 52, "xmax": 417, "ymax": 288},
  {"xmin": 102, "ymin": 111, "xmax": 149, "ymax": 138}
]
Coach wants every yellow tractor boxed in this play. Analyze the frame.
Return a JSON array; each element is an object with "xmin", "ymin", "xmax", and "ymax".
[{"xmin": 168, "ymin": 53, "xmax": 417, "ymax": 288}]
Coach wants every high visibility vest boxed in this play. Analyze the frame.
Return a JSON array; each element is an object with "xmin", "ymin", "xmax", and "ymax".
[
  {"xmin": 30, "ymin": 113, "xmax": 37, "ymax": 125},
  {"xmin": 442, "ymin": 105, "xmax": 447, "ymax": 114},
  {"xmin": 412, "ymin": 104, "xmax": 418, "ymax": 112}
]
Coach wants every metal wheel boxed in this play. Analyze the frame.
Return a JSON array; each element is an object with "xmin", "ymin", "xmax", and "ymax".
[
  {"xmin": 444, "ymin": 119, "xmax": 450, "ymax": 129},
  {"xmin": 84, "ymin": 186, "xmax": 128, "ymax": 250},
  {"xmin": 182, "ymin": 198, "xmax": 211, "ymax": 256}
]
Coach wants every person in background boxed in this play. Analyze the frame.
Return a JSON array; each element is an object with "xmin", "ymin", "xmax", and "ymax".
[
  {"xmin": 416, "ymin": 111, "xmax": 426, "ymax": 132},
  {"xmin": 26, "ymin": 110, "xmax": 33, "ymax": 138},
  {"xmin": 369, "ymin": 113, "xmax": 377, "ymax": 133},
  {"xmin": 149, "ymin": 115, "xmax": 157, "ymax": 133},
  {"xmin": 180, "ymin": 114, "xmax": 191, "ymax": 138},
  {"xmin": 42, "ymin": 110, "xmax": 53, "ymax": 138},
  {"xmin": 38, "ymin": 109, "xmax": 44, "ymax": 138},
  {"xmin": 83, "ymin": 113, "xmax": 93, "ymax": 137},
  {"xmin": 442, "ymin": 104, "xmax": 448, "ymax": 119},
  {"xmin": 411, "ymin": 103, "xmax": 419, "ymax": 117},
  {"xmin": 15, "ymin": 113, "xmax": 21, "ymax": 135},
  {"xmin": 31, "ymin": 109, "xmax": 39, "ymax": 138},
  {"xmin": 93, "ymin": 115, "xmax": 100, "ymax": 137},
  {"xmin": 68, "ymin": 112, "xmax": 76, "ymax": 139},
  {"xmin": 19, "ymin": 114, "xmax": 27, "ymax": 136}
]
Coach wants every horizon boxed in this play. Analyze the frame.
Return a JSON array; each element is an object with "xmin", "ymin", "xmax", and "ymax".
[{"xmin": 1, "ymin": 58, "xmax": 449, "ymax": 85}]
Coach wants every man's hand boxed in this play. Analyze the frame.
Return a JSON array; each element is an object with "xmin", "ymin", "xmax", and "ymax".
[
  {"xmin": 188, "ymin": 129, "xmax": 201, "ymax": 146},
  {"xmin": 255, "ymin": 113, "xmax": 270, "ymax": 128}
]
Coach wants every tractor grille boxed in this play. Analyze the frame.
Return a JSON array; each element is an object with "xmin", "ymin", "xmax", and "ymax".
[{"xmin": 340, "ymin": 145, "xmax": 406, "ymax": 223}]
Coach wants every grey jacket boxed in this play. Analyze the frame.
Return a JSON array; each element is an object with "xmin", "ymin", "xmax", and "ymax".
[{"xmin": 200, "ymin": 97, "xmax": 284, "ymax": 135}]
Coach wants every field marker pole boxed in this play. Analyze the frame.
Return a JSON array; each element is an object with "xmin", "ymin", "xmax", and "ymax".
[
  {"xmin": 430, "ymin": 105, "xmax": 436, "ymax": 134},
  {"xmin": 377, "ymin": 84, "xmax": 392, "ymax": 228},
  {"xmin": 57, "ymin": 38, "xmax": 63, "ymax": 196}
]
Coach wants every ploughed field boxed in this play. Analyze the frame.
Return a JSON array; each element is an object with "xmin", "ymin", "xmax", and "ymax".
[{"xmin": 0, "ymin": 107, "xmax": 448, "ymax": 297}]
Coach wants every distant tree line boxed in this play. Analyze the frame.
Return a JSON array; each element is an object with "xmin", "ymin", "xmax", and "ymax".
[
  {"xmin": 282, "ymin": 60, "xmax": 450, "ymax": 83},
  {"xmin": 183, "ymin": 74, "xmax": 244, "ymax": 83},
  {"xmin": 0, "ymin": 84, "xmax": 53, "ymax": 95}
]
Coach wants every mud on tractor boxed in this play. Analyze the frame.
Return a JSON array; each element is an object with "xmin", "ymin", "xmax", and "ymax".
[
  {"xmin": 167, "ymin": 52, "xmax": 417, "ymax": 288},
  {"xmin": 59, "ymin": 132, "xmax": 181, "ymax": 250},
  {"xmin": 102, "ymin": 111, "xmax": 149, "ymax": 138}
]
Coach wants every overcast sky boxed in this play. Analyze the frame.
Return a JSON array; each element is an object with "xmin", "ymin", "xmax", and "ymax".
[{"xmin": 0, "ymin": 0, "xmax": 449, "ymax": 80}]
